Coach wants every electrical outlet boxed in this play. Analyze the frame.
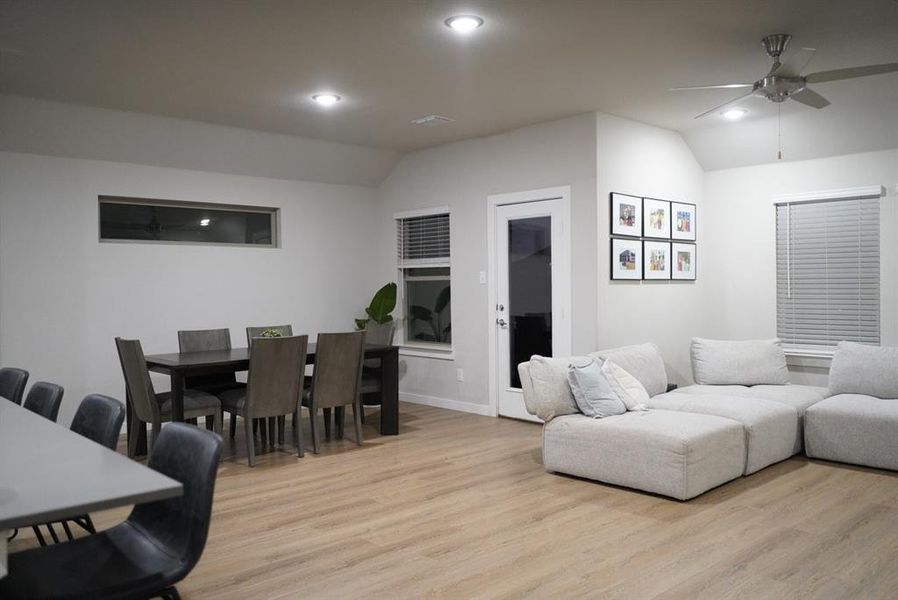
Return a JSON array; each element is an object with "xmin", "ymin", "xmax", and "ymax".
[
  {"xmin": 456, "ymin": 368, "xmax": 464, "ymax": 382},
  {"xmin": 479, "ymin": 270, "xmax": 487, "ymax": 284}
]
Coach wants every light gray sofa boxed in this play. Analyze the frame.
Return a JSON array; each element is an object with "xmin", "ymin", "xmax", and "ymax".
[{"xmin": 805, "ymin": 342, "xmax": 898, "ymax": 470}]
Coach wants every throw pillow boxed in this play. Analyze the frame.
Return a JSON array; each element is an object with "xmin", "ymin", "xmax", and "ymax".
[
  {"xmin": 600, "ymin": 359, "xmax": 650, "ymax": 411},
  {"xmin": 567, "ymin": 358, "xmax": 627, "ymax": 418}
]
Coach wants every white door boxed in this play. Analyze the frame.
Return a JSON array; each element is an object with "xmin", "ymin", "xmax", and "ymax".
[{"xmin": 494, "ymin": 197, "xmax": 571, "ymax": 421}]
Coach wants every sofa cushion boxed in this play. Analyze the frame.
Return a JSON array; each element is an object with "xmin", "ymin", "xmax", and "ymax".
[
  {"xmin": 648, "ymin": 392, "xmax": 800, "ymax": 474},
  {"xmin": 805, "ymin": 394, "xmax": 898, "ymax": 471},
  {"xmin": 567, "ymin": 358, "xmax": 627, "ymax": 419},
  {"xmin": 520, "ymin": 356, "xmax": 583, "ymax": 421},
  {"xmin": 690, "ymin": 338, "xmax": 789, "ymax": 385},
  {"xmin": 828, "ymin": 341, "xmax": 898, "ymax": 399},
  {"xmin": 543, "ymin": 411, "xmax": 745, "ymax": 500},
  {"xmin": 590, "ymin": 343, "xmax": 668, "ymax": 397},
  {"xmin": 672, "ymin": 384, "xmax": 827, "ymax": 416},
  {"xmin": 600, "ymin": 360, "xmax": 649, "ymax": 411}
]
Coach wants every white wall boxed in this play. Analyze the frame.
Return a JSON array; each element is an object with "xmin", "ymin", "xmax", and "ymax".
[
  {"xmin": 0, "ymin": 151, "xmax": 381, "ymax": 425},
  {"xmin": 596, "ymin": 114, "xmax": 706, "ymax": 384},
  {"xmin": 376, "ymin": 114, "xmax": 598, "ymax": 413},
  {"xmin": 703, "ymin": 149, "xmax": 898, "ymax": 385}
]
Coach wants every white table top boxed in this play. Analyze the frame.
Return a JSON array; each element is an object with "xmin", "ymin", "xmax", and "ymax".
[{"xmin": 0, "ymin": 398, "xmax": 182, "ymax": 530}]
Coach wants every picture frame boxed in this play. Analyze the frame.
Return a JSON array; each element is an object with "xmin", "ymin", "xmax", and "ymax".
[
  {"xmin": 671, "ymin": 242, "xmax": 697, "ymax": 280},
  {"xmin": 671, "ymin": 201, "xmax": 696, "ymax": 241},
  {"xmin": 642, "ymin": 197, "xmax": 671, "ymax": 239},
  {"xmin": 610, "ymin": 238, "xmax": 642, "ymax": 280},
  {"xmin": 610, "ymin": 193, "xmax": 642, "ymax": 237},
  {"xmin": 643, "ymin": 240, "xmax": 671, "ymax": 280}
]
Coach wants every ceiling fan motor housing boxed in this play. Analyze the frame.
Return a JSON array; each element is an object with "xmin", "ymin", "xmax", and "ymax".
[{"xmin": 755, "ymin": 75, "xmax": 807, "ymax": 102}]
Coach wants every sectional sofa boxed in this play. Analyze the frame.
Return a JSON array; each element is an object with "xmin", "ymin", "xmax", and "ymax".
[{"xmin": 518, "ymin": 339, "xmax": 897, "ymax": 500}]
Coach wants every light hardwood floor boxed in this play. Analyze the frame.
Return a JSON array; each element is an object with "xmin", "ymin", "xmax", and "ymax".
[{"xmin": 12, "ymin": 402, "xmax": 898, "ymax": 599}]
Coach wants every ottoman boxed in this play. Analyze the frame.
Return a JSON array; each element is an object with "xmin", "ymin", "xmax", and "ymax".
[{"xmin": 805, "ymin": 394, "xmax": 898, "ymax": 471}]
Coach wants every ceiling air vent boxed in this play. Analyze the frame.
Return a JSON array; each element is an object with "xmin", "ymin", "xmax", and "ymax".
[{"xmin": 410, "ymin": 115, "xmax": 455, "ymax": 126}]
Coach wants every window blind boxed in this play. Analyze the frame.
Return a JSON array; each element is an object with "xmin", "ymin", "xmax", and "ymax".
[
  {"xmin": 776, "ymin": 196, "xmax": 880, "ymax": 349},
  {"xmin": 397, "ymin": 213, "xmax": 450, "ymax": 266}
]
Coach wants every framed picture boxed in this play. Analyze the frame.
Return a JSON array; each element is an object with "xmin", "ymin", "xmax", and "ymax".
[
  {"xmin": 610, "ymin": 193, "xmax": 642, "ymax": 237},
  {"xmin": 671, "ymin": 201, "xmax": 696, "ymax": 241},
  {"xmin": 610, "ymin": 238, "xmax": 642, "ymax": 280},
  {"xmin": 642, "ymin": 197, "xmax": 671, "ymax": 239},
  {"xmin": 643, "ymin": 240, "xmax": 671, "ymax": 280},
  {"xmin": 671, "ymin": 242, "xmax": 697, "ymax": 280}
]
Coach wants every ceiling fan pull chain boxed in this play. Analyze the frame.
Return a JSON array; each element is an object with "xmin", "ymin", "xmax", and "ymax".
[{"xmin": 777, "ymin": 103, "xmax": 783, "ymax": 160}]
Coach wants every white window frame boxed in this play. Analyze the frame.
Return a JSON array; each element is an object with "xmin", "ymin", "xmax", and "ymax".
[
  {"xmin": 395, "ymin": 207, "xmax": 454, "ymax": 360},
  {"xmin": 773, "ymin": 185, "xmax": 886, "ymax": 360}
]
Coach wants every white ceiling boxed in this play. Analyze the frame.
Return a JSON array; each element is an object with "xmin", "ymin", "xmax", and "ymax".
[{"xmin": 1, "ymin": 0, "xmax": 896, "ymax": 166}]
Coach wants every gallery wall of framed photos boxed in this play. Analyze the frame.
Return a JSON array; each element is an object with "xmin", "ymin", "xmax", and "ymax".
[{"xmin": 609, "ymin": 192, "xmax": 696, "ymax": 281}]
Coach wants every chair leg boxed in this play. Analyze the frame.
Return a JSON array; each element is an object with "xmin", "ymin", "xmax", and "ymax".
[
  {"xmin": 295, "ymin": 408, "xmax": 304, "ymax": 458},
  {"xmin": 259, "ymin": 417, "xmax": 268, "ymax": 447},
  {"xmin": 353, "ymin": 401, "xmax": 363, "ymax": 446},
  {"xmin": 205, "ymin": 415, "xmax": 214, "ymax": 430},
  {"xmin": 149, "ymin": 422, "xmax": 160, "ymax": 455},
  {"xmin": 268, "ymin": 417, "xmax": 276, "ymax": 447},
  {"xmin": 213, "ymin": 408, "xmax": 222, "ymax": 435},
  {"xmin": 229, "ymin": 413, "xmax": 237, "ymax": 438},
  {"xmin": 244, "ymin": 413, "xmax": 256, "ymax": 467},
  {"xmin": 310, "ymin": 408, "xmax": 321, "ymax": 454},
  {"xmin": 32, "ymin": 526, "xmax": 47, "ymax": 546},
  {"xmin": 60, "ymin": 520, "xmax": 74, "ymax": 541},
  {"xmin": 45, "ymin": 522, "xmax": 61, "ymax": 544},
  {"xmin": 360, "ymin": 402, "xmax": 367, "ymax": 424},
  {"xmin": 278, "ymin": 416, "xmax": 285, "ymax": 446},
  {"xmin": 127, "ymin": 418, "xmax": 141, "ymax": 458},
  {"xmin": 323, "ymin": 408, "xmax": 332, "ymax": 440},
  {"xmin": 73, "ymin": 514, "xmax": 95, "ymax": 534}
]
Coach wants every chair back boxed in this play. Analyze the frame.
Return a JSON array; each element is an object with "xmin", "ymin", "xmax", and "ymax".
[
  {"xmin": 23, "ymin": 381, "xmax": 64, "ymax": 422},
  {"xmin": 115, "ymin": 337, "xmax": 160, "ymax": 425},
  {"xmin": 246, "ymin": 335, "xmax": 307, "ymax": 419},
  {"xmin": 177, "ymin": 328, "xmax": 236, "ymax": 389},
  {"xmin": 71, "ymin": 394, "xmax": 126, "ymax": 449},
  {"xmin": 128, "ymin": 423, "xmax": 222, "ymax": 582},
  {"xmin": 0, "ymin": 367, "xmax": 29, "ymax": 405},
  {"xmin": 246, "ymin": 325, "xmax": 294, "ymax": 347},
  {"xmin": 311, "ymin": 331, "xmax": 366, "ymax": 409},
  {"xmin": 363, "ymin": 322, "xmax": 395, "ymax": 369}
]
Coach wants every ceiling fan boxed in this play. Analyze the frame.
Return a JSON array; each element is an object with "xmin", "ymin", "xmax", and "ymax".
[{"xmin": 672, "ymin": 34, "xmax": 898, "ymax": 119}]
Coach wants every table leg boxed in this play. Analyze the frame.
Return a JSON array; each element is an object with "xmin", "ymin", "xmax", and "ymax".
[
  {"xmin": 380, "ymin": 347, "xmax": 399, "ymax": 435},
  {"xmin": 170, "ymin": 371, "xmax": 185, "ymax": 422}
]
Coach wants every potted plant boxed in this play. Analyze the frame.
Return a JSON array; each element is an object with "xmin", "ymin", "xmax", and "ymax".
[{"xmin": 355, "ymin": 282, "xmax": 397, "ymax": 330}]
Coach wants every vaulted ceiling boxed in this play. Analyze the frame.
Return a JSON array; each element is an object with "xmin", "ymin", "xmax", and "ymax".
[{"xmin": 1, "ymin": 0, "xmax": 896, "ymax": 169}]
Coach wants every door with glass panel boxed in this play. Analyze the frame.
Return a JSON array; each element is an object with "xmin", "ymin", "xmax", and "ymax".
[{"xmin": 495, "ymin": 198, "xmax": 570, "ymax": 422}]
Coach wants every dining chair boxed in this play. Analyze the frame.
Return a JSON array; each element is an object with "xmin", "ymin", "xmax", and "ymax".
[
  {"xmin": 178, "ymin": 328, "xmax": 246, "ymax": 435},
  {"xmin": 246, "ymin": 324, "xmax": 294, "ymax": 346},
  {"xmin": 218, "ymin": 335, "xmax": 307, "ymax": 466},
  {"xmin": 0, "ymin": 422, "xmax": 223, "ymax": 600},
  {"xmin": 303, "ymin": 331, "xmax": 366, "ymax": 453},
  {"xmin": 115, "ymin": 337, "xmax": 222, "ymax": 457},
  {"xmin": 0, "ymin": 367, "xmax": 29, "ymax": 405},
  {"xmin": 30, "ymin": 393, "xmax": 127, "ymax": 546},
  {"xmin": 359, "ymin": 322, "xmax": 395, "ymax": 424},
  {"xmin": 22, "ymin": 382, "xmax": 64, "ymax": 422}
]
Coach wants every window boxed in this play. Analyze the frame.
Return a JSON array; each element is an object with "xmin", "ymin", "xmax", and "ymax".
[
  {"xmin": 775, "ymin": 189, "xmax": 881, "ymax": 353},
  {"xmin": 99, "ymin": 196, "xmax": 278, "ymax": 247},
  {"xmin": 396, "ymin": 210, "xmax": 451, "ymax": 350}
]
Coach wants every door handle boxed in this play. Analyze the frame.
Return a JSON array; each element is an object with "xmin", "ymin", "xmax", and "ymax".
[{"xmin": 496, "ymin": 318, "xmax": 507, "ymax": 327}]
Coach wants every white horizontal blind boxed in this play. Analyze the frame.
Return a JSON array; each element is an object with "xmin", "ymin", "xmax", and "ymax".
[
  {"xmin": 776, "ymin": 196, "xmax": 880, "ymax": 348},
  {"xmin": 397, "ymin": 213, "xmax": 450, "ymax": 266}
]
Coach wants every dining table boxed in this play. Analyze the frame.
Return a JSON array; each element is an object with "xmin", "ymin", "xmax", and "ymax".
[
  {"xmin": 0, "ymin": 397, "xmax": 182, "ymax": 579},
  {"xmin": 135, "ymin": 342, "xmax": 399, "ymax": 456}
]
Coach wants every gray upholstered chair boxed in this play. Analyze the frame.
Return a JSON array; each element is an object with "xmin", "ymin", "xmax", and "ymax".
[
  {"xmin": 177, "ymin": 328, "xmax": 245, "ymax": 435},
  {"xmin": 115, "ymin": 337, "xmax": 222, "ymax": 457},
  {"xmin": 359, "ymin": 322, "xmax": 395, "ymax": 423},
  {"xmin": 0, "ymin": 367, "xmax": 29, "ymax": 405},
  {"xmin": 218, "ymin": 335, "xmax": 308, "ymax": 467},
  {"xmin": 303, "ymin": 331, "xmax": 366, "ymax": 453},
  {"xmin": 246, "ymin": 324, "xmax": 294, "ymax": 347},
  {"xmin": 22, "ymin": 382, "xmax": 64, "ymax": 422}
]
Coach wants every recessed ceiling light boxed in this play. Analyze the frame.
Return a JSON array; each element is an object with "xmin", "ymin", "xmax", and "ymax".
[
  {"xmin": 722, "ymin": 108, "xmax": 748, "ymax": 120},
  {"xmin": 445, "ymin": 15, "xmax": 484, "ymax": 33},
  {"xmin": 312, "ymin": 93, "xmax": 342, "ymax": 107}
]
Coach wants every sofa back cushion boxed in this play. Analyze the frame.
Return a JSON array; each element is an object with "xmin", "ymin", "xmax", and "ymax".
[
  {"xmin": 691, "ymin": 338, "xmax": 789, "ymax": 385},
  {"xmin": 519, "ymin": 356, "xmax": 584, "ymax": 421},
  {"xmin": 567, "ymin": 358, "xmax": 627, "ymax": 418},
  {"xmin": 590, "ymin": 343, "xmax": 668, "ymax": 397},
  {"xmin": 829, "ymin": 341, "xmax": 898, "ymax": 399}
]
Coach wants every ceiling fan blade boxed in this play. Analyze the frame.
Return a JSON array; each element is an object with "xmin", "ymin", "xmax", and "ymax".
[
  {"xmin": 806, "ymin": 63, "xmax": 898, "ymax": 83},
  {"xmin": 791, "ymin": 88, "xmax": 830, "ymax": 109},
  {"xmin": 693, "ymin": 90, "xmax": 755, "ymax": 119},
  {"xmin": 670, "ymin": 83, "xmax": 754, "ymax": 91},
  {"xmin": 771, "ymin": 47, "xmax": 816, "ymax": 77}
]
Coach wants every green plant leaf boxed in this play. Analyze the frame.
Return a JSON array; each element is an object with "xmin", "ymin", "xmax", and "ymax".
[
  {"xmin": 355, "ymin": 318, "xmax": 369, "ymax": 331},
  {"xmin": 366, "ymin": 282, "xmax": 397, "ymax": 324},
  {"xmin": 434, "ymin": 285, "xmax": 451, "ymax": 314},
  {"xmin": 409, "ymin": 305, "xmax": 432, "ymax": 321}
]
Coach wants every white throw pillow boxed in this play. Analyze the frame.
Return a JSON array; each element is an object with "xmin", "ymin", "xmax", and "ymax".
[
  {"xmin": 527, "ymin": 355, "xmax": 583, "ymax": 420},
  {"xmin": 600, "ymin": 359, "xmax": 650, "ymax": 411},
  {"xmin": 567, "ymin": 357, "xmax": 627, "ymax": 418}
]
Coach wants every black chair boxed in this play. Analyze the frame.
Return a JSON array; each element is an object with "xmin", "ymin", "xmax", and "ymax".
[
  {"xmin": 0, "ymin": 367, "xmax": 29, "ymax": 405},
  {"xmin": 22, "ymin": 381, "xmax": 64, "ymax": 422},
  {"xmin": 0, "ymin": 422, "xmax": 223, "ymax": 600}
]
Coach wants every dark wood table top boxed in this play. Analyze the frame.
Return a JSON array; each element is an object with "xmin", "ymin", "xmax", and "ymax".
[{"xmin": 144, "ymin": 343, "xmax": 395, "ymax": 370}]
